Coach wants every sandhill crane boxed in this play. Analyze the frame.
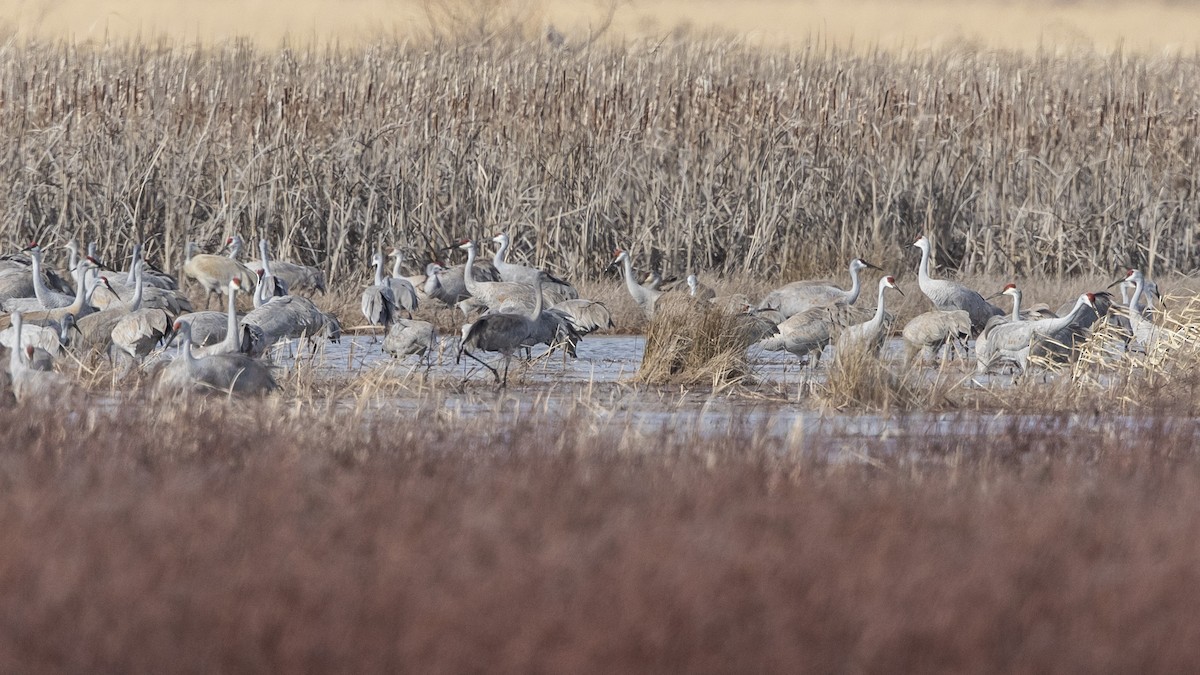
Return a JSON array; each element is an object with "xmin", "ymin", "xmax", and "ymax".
[
  {"xmin": 156, "ymin": 319, "xmax": 278, "ymax": 396},
  {"xmin": 521, "ymin": 305, "xmax": 583, "ymax": 358},
  {"xmin": 0, "ymin": 259, "xmax": 100, "ymax": 332},
  {"xmin": 1109, "ymin": 269, "xmax": 1181, "ymax": 354},
  {"xmin": 902, "ymin": 309, "xmax": 971, "ymax": 365},
  {"xmin": 383, "ymin": 318, "xmax": 438, "ymax": 362},
  {"xmin": 458, "ymin": 271, "xmax": 556, "ymax": 385},
  {"xmin": 74, "ymin": 263, "xmax": 153, "ymax": 357},
  {"xmin": 993, "ymin": 284, "xmax": 1057, "ymax": 321},
  {"xmin": 384, "ymin": 248, "xmax": 420, "ymax": 312},
  {"xmin": 248, "ymin": 240, "xmax": 327, "ymax": 294},
  {"xmin": 611, "ymin": 249, "xmax": 663, "ymax": 318},
  {"xmin": 643, "ymin": 270, "xmax": 683, "ymax": 292},
  {"xmin": 4, "ymin": 311, "xmax": 72, "ymax": 372},
  {"xmin": 736, "ymin": 306, "xmax": 781, "ymax": 343},
  {"xmin": 1117, "ymin": 275, "xmax": 1160, "ymax": 317},
  {"xmin": 1, "ymin": 245, "xmax": 74, "ymax": 312},
  {"xmin": 422, "ymin": 257, "xmax": 502, "ymax": 307},
  {"xmin": 686, "ymin": 274, "xmax": 716, "ymax": 302},
  {"xmin": 757, "ymin": 304, "xmax": 848, "ymax": 366},
  {"xmin": 977, "ymin": 284, "xmax": 1051, "ymax": 336},
  {"xmin": 111, "ymin": 305, "xmax": 171, "ymax": 359},
  {"xmin": 254, "ymin": 239, "xmax": 289, "ymax": 299},
  {"xmin": 6, "ymin": 312, "xmax": 70, "ymax": 399},
  {"xmin": 912, "ymin": 236, "xmax": 1003, "ymax": 334},
  {"xmin": 243, "ymin": 271, "xmax": 336, "ymax": 353},
  {"xmin": 491, "ymin": 232, "xmax": 579, "ymax": 299},
  {"xmin": 976, "ymin": 293, "xmax": 1097, "ymax": 375},
  {"xmin": 451, "ymin": 239, "xmax": 567, "ymax": 310},
  {"xmin": 183, "ymin": 241, "xmax": 255, "ymax": 309},
  {"xmin": 107, "ymin": 243, "xmax": 177, "ymax": 291},
  {"xmin": 171, "ymin": 274, "xmax": 259, "ymax": 349},
  {"xmin": 758, "ymin": 258, "xmax": 881, "ymax": 319},
  {"xmin": 187, "ymin": 277, "xmax": 254, "ymax": 356},
  {"xmin": 98, "ymin": 258, "xmax": 192, "ymax": 318},
  {"xmin": 0, "ymin": 267, "xmax": 36, "ymax": 306},
  {"xmin": 551, "ymin": 299, "xmax": 614, "ymax": 335},
  {"xmin": 7, "ymin": 339, "xmax": 44, "ymax": 399},
  {"xmin": 1033, "ymin": 291, "xmax": 1124, "ymax": 364},
  {"xmin": 0, "ymin": 312, "xmax": 74, "ymax": 359},
  {"xmin": 362, "ymin": 249, "xmax": 399, "ymax": 336},
  {"xmin": 836, "ymin": 276, "xmax": 903, "ymax": 356}
]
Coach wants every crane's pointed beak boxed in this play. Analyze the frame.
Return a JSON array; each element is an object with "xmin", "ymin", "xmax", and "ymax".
[
  {"xmin": 863, "ymin": 260, "xmax": 882, "ymax": 271},
  {"xmin": 985, "ymin": 291, "xmax": 1002, "ymax": 301},
  {"xmin": 894, "ymin": 286, "xmax": 904, "ymax": 296},
  {"xmin": 1105, "ymin": 277, "xmax": 1126, "ymax": 289}
]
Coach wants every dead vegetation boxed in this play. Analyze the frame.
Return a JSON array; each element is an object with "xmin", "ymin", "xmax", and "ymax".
[
  {"xmin": 635, "ymin": 298, "xmax": 755, "ymax": 386},
  {"xmin": 0, "ymin": 38, "xmax": 1196, "ymax": 289},
  {"xmin": 0, "ymin": 397, "xmax": 1197, "ymax": 671}
]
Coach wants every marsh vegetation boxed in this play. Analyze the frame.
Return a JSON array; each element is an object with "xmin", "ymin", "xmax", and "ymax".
[{"xmin": 1, "ymin": 4, "xmax": 1199, "ymax": 667}]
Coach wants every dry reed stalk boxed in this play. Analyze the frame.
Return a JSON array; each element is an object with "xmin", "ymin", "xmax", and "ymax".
[{"xmin": 0, "ymin": 38, "xmax": 1193, "ymax": 292}]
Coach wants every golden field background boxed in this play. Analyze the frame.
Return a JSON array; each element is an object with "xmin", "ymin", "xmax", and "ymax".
[{"xmin": 2, "ymin": 0, "xmax": 1200, "ymax": 53}]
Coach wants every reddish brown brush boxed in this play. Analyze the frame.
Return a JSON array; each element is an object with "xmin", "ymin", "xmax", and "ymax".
[{"xmin": 0, "ymin": 399, "xmax": 1198, "ymax": 671}]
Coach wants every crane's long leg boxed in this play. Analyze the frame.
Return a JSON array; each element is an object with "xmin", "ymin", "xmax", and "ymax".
[
  {"xmin": 501, "ymin": 355, "xmax": 511, "ymax": 387},
  {"xmin": 460, "ymin": 347, "xmax": 500, "ymax": 382}
]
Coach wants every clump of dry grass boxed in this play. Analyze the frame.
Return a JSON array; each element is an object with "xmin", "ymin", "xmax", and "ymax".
[
  {"xmin": 820, "ymin": 343, "xmax": 964, "ymax": 411},
  {"xmin": 635, "ymin": 298, "xmax": 754, "ymax": 386}
]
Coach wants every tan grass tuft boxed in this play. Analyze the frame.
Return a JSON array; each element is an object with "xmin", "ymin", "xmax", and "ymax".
[{"xmin": 635, "ymin": 298, "xmax": 753, "ymax": 387}]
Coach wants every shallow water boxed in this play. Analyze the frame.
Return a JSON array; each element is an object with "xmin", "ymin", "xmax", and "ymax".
[{"xmin": 252, "ymin": 334, "xmax": 1197, "ymax": 450}]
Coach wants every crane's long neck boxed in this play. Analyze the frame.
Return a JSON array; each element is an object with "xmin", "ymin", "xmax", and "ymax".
[
  {"xmin": 918, "ymin": 243, "xmax": 933, "ymax": 284},
  {"xmin": 845, "ymin": 264, "xmax": 863, "ymax": 304},
  {"xmin": 424, "ymin": 270, "xmax": 440, "ymax": 297},
  {"xmin": 1056, "ymin": 297, "xmax": 1091, "ymax": 331},
  {"xmin": 180, "ymin": 325, "xmax": 197, "ymax": 368},
  {"xmin": 462, "ymin": 244, "xmax": 478, "ymax": 292},
  {"xmin": 12, "ymin": 313, "xmax": 23, "ymax": 355},
  {"xmin": 126, "ymin": 245, "xmax": 141, "ymax": 285},
  {"xmin": 128, "ymin": 264, "xmax": 144, "ymax": 311},
  {"xmin": 224, "ymin": 284, "xmax": 238, "ymax": 347},
  {"xmin": 373, "ymin": 255, "xmax": 386, "ymax": 286},
  {"xmin": 227, "ymin": 239, "xmax": 241, "ymax": 260},
  {"xmin": 30, "ymin": 252, "xmax": 54, "ymax": 307},
  {"xmin": 8, "ymin": 324, "xmax": 21, "ymax": 372},
  {"xmin": 68, "ymin": 264, "xmax": 88, "ymax": 313},
  {"xmin": 1011, "ymin": 291, "xmax": 1022, "ymax": 321},
  {"xmin": 261, "ymin": 242, "xmax": 274, "ymax": 278},
  {"xmin": 67, "ymin": 242, "xmax": 78, "ymax": 273},
  {"xmin": 391, "ymin": 254, "xmax": 403, "ymax": 279},
  {"xmin": 869, "ymin": 282, "xmax": 888, "ymax": 329},
  {"xmin": 621, "ymin": 255, "xmax": 640, "ymax": 299},
  {"xmin": 529, "ymin": 276, "xmax": 545, "ymax": 320},
  {"xmin": 494, "ymin": 237, "xmax": 509, "ymax": 268},
  {"xmin": 1130, "ymin": 276, "xmax": 1146, "ymax": 316},
  {"xmin": 253, "ymin": 275, "xmax": 266, "ymax": 308}
]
